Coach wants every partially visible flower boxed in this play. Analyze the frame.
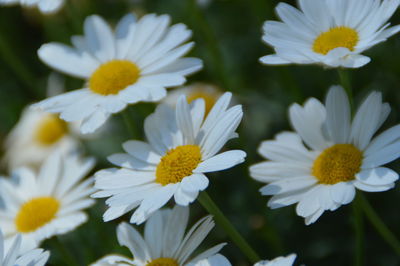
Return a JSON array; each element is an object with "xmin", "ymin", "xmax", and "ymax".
[
  {"xmin": 0, "ymin": 151, "xmax": 96, "ymax": 252},
  {"xmin": 250, "ymin": 86, "xmax": 400, "ymax": 224},
  {"xmin": 197, "ymin": 0, "xmax": 211, "ymax": 7},
  {"xmin": 0, "ymin": 0, "xmax": 65, "ymax": 14},
  {"xmin": 260, "ymin": 0, "xmax": 400, "ymax": 68},
  {"xmin": 91, "ymin": 206, "xmax": 228, "ymax": 266},
  {"xmin": 0, "ymin": 230, "xmax": 49, "ymax": 266},
  {"xmin": 255, "ymin": 254, "xmax": 297, "ymax": 266},
  {"xmin": 35, "ymin": 13, "xmax": 202, "ymax": 134},
  {"xmin": 163, "ymin": 83, "xmax": 223, "ymax": 115},
  {"xmin": 3, "ymin": 73, "xmax": 81, "ymax": 171},
  {"xmin": 93, "ymin": 92, "xmax": 245, "ymax": 224}
]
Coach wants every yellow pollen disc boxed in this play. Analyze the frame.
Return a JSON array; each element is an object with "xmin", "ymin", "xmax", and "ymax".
[
  {"xmin": 89, "ymin": 60, "xmax": 140, "ymax": 95},
  {"xmin": 156, "ymin": 145, "xmax": 201, "ymax": 186},
  {"xmin": 313, "ymin": 26, "xmax": 359, "ymax": 55},
  {"xmin": 15, "ymin": 197, "xmax": 60, "ymax": 233},
  {"xmin": 187, "ymin": 91, "xmax": 219, "ymax": 116},
  {"xmin": 35, "ymin": 115, "xmax": 68, "ymax": 146},
  {"xmin": 312, "ymin": 144, "xmax": 363, "ymax": 185},
  {"xmin": 146, "ymin": 258, "xmax": 179, "ymax": 266}
]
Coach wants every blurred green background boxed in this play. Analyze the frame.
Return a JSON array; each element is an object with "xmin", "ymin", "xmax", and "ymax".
[{"xmin": 0, "ymin": 0, "xmax": 400, "ymax": 265}]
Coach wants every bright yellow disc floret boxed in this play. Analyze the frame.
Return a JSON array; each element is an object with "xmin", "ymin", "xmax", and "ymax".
[
  {"xmin": 312, "ymin": 144, "xmax": 363, "ymax": 185},
  {"xmin": 156, "ymin": 145, "xmax": 202, "ymax": 186}
]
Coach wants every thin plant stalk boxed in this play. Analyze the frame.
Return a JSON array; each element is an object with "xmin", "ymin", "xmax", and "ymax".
[
  {"xmin": 358, "ymin": 193, "xmax": 400, "ymax": 256},
  {"xmin": 198, "ymin": 191, "xmax": 261, "ymax": 263},
  {"xmin": 352, "ymin": 193, "xmax": 364, "ymax": 266}
]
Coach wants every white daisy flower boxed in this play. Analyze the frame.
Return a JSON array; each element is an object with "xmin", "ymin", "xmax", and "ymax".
[
  {"xmin": 91, "ymin": 206, "xmax": 228, "ymax": 266},
  {"xmin": 93, "ymin": 92, "xmax": 245, "ymax": 224},
  {"xmin": 163, "ymin": 83, "xmax": 223, "ymax": 116},
  {"xmin": 0, "ymin": 151, "xmax": 96, "ymax": 252},
  {"xmin": 0, "ymin": 230, "xmax": 50, "ymax": 266},
  {"xmin": 260, "ymin": 0, "xmax": 400, "ymax": 68},
  {"xmin": 0, "ymin": 0, "xmax": 65, "ymax": 14},
  {"xmin": 3, "ymin": 107, "xmax": 78, "ymax": 171},
  {"xmin": 3, "ymin": 74, "xmax": 80, "ymax": 171},
  {"xmin": 250, "ymin": 85, "xmax": 400, "ymax": 225},
  {"xmin": 255, "ymin": 254, "xmax": 297, "ymax": 266},
  {"xmin": 34, "ymin": 13, "xmax": 202, "ymax": 134}
]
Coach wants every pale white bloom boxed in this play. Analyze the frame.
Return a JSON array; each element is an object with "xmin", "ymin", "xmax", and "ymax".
[
  {"xmin": 3, "ymin": 75, "xmax": 80, "ymax": 171},
  {"xmin": 261, "ymin": 0, "xmax": 400, "ymax": 68},
  {"xmin": 255, "ymin": 254, "xmax": 297, "ymax": 266},
  {"xmin": 3, "ymin": 108, "xmax": 78, "ymax": 171},
  {"xmin": 0, "ymin": 0, "xmax": 65, "ymax": 14},
  {"xmin": 163, "ymin": 83, "xmax": 223, "ymax": 115},
  {"xmin": 93, "ymin": 92, "xmax": 245, "ymax": 224},
  {"xmin": 0, "ymin": 151, "xmax": 96, "ymax": 252},
  {"xmin": 91, "ymin": 206, "xmax": 228, "ymax": 266},
  {"xmin": 250, "ymin": 86, "xmax": 400, "ymax": 224},
  {"xmin": 0, "ymin": 230, "xmax": 49, "ymax": 266},
  {"xmin": 35, "ymin": 13, "xmax": 202, "ymax": 134}
]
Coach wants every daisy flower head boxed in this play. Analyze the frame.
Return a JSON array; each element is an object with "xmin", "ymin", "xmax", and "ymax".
[
  {"xmin": 3, "ymin": 74, "xmax": 80, "ymax": 171},
  {"xmin": 0, "ymin": 151, "xmax": 96, "ymax": 252},
  {"xmin": 163, "ymin": 83, "xmax": 223, "ymax": 115},
  {"xmin": 0, "ymin": 0, "xmax": 65, "ymax": 14},
  {"xmin": 255, "ymin": 254, "xmax": 297, "ymax": 266},
  {"xmin": 250, "ymin": 85, "xmax": 400, "ymax": 225},
  {"xmin": 0, "ymin": 230, "xmax": 49, "ymax": 266},
  {"xmin": 93, "ymin": 92, "xmax": 246, "ymax": 224},
  {"xmin": 91, "ymin": 206, "xmax": 228, "ymax": 266},
  {"xmin": 260, "ymin": 0, "xmax": 400, "ymax": 68},
  {"xmin": 35, "ymin": 13, "xmax": 203, "ymax": 134}
]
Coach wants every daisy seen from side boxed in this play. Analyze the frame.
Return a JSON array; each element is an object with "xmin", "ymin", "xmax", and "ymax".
[
  {"xmin": 162, "ymin": 83, "xmax": 223, "ymax": 116},
  {"xmin": 0, "ymin": 230, "xmax": 49, "ymax": 266},
  {"xmin": 93, "ymin": 92, "xmax": 246, "ymax": 224},
  {"xmin": 34, "ymin": 13, "xmax": 202, "ymax": 134},
  {"xmin": 255, "ymin": 254, "xmax": 297, "ymax": 266},
  {"xmin": 250, "ymin": 85, "xmax": 400, "ymax": 224},
  {"xmin": 0, "ymin": 0, "xmax": 65, "ymax": 14},
  {"xmin": 91, "ymin": 206, "xmax": 228, "ymax": 266},
  {"xmin": 260, "ymin": 0, "xmax": 400, "ymax": 68}
]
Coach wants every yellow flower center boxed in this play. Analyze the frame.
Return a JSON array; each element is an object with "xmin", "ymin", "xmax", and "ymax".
[
  {"xmin": 187, "ymin": 90, "xmax": 219, "ymax": 115},
  {"xmin": 15, "ymin": 197, "xmax": 60, "ymax": 233},
  {"xmin": 313, "ymin": 26, "xmax": 359, "ymax": 55},
  {"xmin": 156, "ymin": 145, "xmax": 202, "ymax": 186},
  {"xmin": 312, "ymin": 144, "xmax": 363, "ymax": 185},
  {"xmin": 146, "ymin": 258, "xmax": 179, "ymax": 266},
  {"xmin": 89, "ymin": 60, "xmax": 140, "ymax": 95},
  {"xmin": 35, "ymin": 115, "xmax": 68, "ymax": 146}
]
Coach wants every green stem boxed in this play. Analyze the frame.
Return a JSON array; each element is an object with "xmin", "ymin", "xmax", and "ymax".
[
  {"xmin": 198, "ymin": 191, "xmax": 261, "ymax": 263},
  {"xmin": 337, "ymin": 68, "xmax": 353, "ymax": 108},
  {"xmin": 358, "ymin": 193, "xmax": 400, "ymax": 255},
  {"xmin": 121, "ymin": 109, "xmax": 138, "ymax": 138},
  {"xmin": 352, "ymin": 194, "xmax": 364, "ymax": 266},
  {"xmin": 188, "ymin": 0, "xmax": 233, "ymax": 91},
  {"xmin": 0, "ymin": 33, "xmax": 39, "ymax": 99},
  {"xmin": 50, "ymin": 237, "xmax": 79, "ymax": 266}
]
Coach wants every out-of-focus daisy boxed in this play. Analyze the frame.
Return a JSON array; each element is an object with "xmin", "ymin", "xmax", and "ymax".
[
  {"xmin": 35, "ymin": 13, "xmax": 202, "ymax": 134},
  {"xmin": 255, "ymin": 254, "xmax": 297, "ymax": 266},
  {"xmin": 250, "ymin": 86, "xmax": 400, "ymax": 224},
  {"xmin": 0, "ymin": 151, "xmax": 96, "ymax": 252},
  {"xmin": 0, "ymin": 230, "xmax": 49, "ymax": 266},
  {"xmin": 163, "ymin": 83, "xmax": 223, "ymax": 115},
  {"xmin": 91, "ymin": 206, "xmax": 228, "ymax": 266},
  {"xmin": 3, "ymin": 75, "xmax": 79, "ymax": 171},
  {"xmin": 93, "ymin": 92, "xmax": 245, "ymax": 224},
  {"xmin": 260, "ymin": 0, "xmax": 400, "ymax": 68},
  {"xmin": 0, "ymin": 0, "xmax": 65, "ymax": 14}
]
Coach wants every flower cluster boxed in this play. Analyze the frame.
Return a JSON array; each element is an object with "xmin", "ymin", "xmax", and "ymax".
[{"xmin": 0, "ymin": 0, "xmax": 399, "ymax": 265}]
